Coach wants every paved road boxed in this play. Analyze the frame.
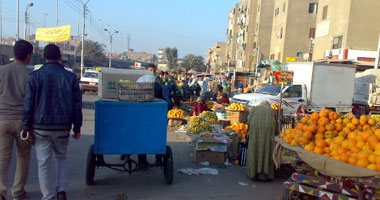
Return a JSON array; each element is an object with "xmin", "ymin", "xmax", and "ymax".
[{"xmin": 5, "ymin": 94, "xmax": 287, "ymax": 200}]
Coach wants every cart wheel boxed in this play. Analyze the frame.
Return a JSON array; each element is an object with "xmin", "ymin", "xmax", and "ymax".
[
  {"xmin": 281, "ymin": 187, "xmax": 292, "ymax": 200},
  {"xmin": 163, "ymin": 146, "xmax": 173, "ymax": 185},
  {"xmin": 86, "ymin": 144, "xmax": 96, "ymax": 185}
]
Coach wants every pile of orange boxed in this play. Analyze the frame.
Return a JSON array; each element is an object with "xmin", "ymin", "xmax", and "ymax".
[
  {"xmin": 280, "ymin": 109, "xmax": 380, "ymax": 172},
  {"xmin": 225, "ymin": 122, "xmax": 248, "ymax": 138}
]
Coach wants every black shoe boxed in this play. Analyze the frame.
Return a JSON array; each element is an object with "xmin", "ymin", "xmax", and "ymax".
[
  {"xmin": 57, "ymin": 191, "xmax": 67, "ymax": 200},
  {"xmin": 12, "ymin": 191, "xmax": 26, "ymax": 200}
]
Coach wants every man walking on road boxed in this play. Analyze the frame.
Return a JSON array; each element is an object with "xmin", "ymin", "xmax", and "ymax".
[
  {"xmin": 23, "ymin": 44, "xmax": 83, "ymax": 200},
  {"xmin": 0, "ymin": 40, "xmax": 33, "ymax": 200}
]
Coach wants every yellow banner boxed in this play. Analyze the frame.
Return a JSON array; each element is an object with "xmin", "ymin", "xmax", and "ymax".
[
  {"xmin": 35, "ymin": 25, "xmax": 71, "ymax": 42},
  {"xmin": 285, "ymin": 57, "xmax": 296, "ymax": 62}
]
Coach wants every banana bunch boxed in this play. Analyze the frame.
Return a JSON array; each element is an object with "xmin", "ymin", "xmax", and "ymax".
[
  {"xmin": 168, "ymin": 108, "xmax": 184, "ymax": 118},
  {"xmin": 186, "ymin": 116, "xmax": 211, "ymax": 134},
  {"xmin": 199, "ymin": 111, "xmax": 218, "ymax": 124},
  {"xmin": 371, "ymin": 115, "xmax": 380, "ymax": 123}
]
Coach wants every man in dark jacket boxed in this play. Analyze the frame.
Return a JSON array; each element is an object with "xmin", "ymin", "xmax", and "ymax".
[{"xmin": 23, "ymin": 44, "xmax": 82, "ymax": 200}]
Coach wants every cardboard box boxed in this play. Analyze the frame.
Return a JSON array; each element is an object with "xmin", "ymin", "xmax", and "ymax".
[
  {"xmin": 195, "ymin": 137, "xmax": 227, "ymax": 152},
  {"xmin": 98, "ymin": 68, "xmax": 152, "ymax": 99},
  {"xmin": 194, "ymin": 150, "xmax": 225, "ymax": 164}
]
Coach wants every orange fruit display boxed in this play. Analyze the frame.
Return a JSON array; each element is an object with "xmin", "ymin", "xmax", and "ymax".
[
  {"xmin": 356, "ymin": 159, "xmax": 369, "ymax": 168},
  {"xmin": 280, "ymin": 112, "xmax": 380, "ymax": 172},
  {"xmin": 348, "ymin": 156, "xmax": 358, "ymax": 165}
]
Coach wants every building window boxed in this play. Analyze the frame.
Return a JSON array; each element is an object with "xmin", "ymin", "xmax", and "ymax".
[
  {"xmin": 280, "ymin": 27, "xmax": 283, "ymax": 39},
  {"xmin": 297, "ymin": 52, "xmax": 303, "ymax": 57},
  {"xmin": 270, "ymin": 54, "xmax": 275, "ymax": 59},
  {"xmin": 275, "ymin": 8, "xmax": 279, "ymax": 16},
  {"xmin": 253, "ymin": 42, "xmax": 257, "ymax": 49},
  {"xmin": 322, "ymin": 5, "xmax": 328, "ymax": 20},
  {"xmin": 283, "ymin": 3, "xmax": 286, "ymax": 12},
  {"xmin": 309, "ymin": 28, "xmax": 315, "ymax": 38},
  {"xmin": 278, "ymin": 53, "xmax": 281, "ymax": 60},
  {"xmin": 332, "ymin": 36, "xmax": 343, "ymax": 49},
  {"xmin": 309, "ymin": 3, "xmax": 318, "ymax": 14}
]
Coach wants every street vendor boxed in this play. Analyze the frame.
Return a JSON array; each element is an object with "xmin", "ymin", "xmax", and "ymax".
[
  {"xmin": 190, "ymin": 98, "xmax": 208, "ymax": 116},
  {"xmin": 296, "ymin": 104, "xmax": 307, "ymax": 116},
  {"xmin": 246, "ymin": 101, "xmax": 277, "ymax": 181},
  {"xmin": 218, "ymin": 93, "xmax": 230, "ymax": 105}
]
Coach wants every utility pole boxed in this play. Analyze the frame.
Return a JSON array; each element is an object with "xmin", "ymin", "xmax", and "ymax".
[
  {"xmin": 44, "ymin": 13, "xmax": 48, "ymax": 28},
  {"xmin": 80, "ymin": 0, "xmax": 89, "ymax": 76},
  {"xmin": 104, "ymin": 28, "xmax": 118, "ymax": 68},
  {"xmin": 89, "ymin": 13, "xmax": 91, "ymax": 41},
  {"xmin": 74, "ymin": 1, "xmax": 80, "ymax": 65},
  {"xmin": 127, "ymin": 33, "xmax": 131, "ymax": 51},
  {"xmin": 56, "ymin": 0, "xmax": 58, "ymax": 27},
  {"xmin": 375, "ymin": 34, "xmax": 380, "ymax": 69},
  {"xmin": 99, "ymin": 19, "xmax": 103, "ymax": 45},
  {"xmin": 24, "ymin": 3, "xmax": 33, "ymax": 40},
  {"xmin": 16, "ymin": 0, "xmax": 19, "ymax": 40},
  {"xmin": 0, "ymin": 0, "xmax": 2, "ymax": 44},
  {"xmin": 255, "ymin": 46, "xmax": 260, "ymax": 77}
]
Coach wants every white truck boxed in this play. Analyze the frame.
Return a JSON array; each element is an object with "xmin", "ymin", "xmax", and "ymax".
[
  {"xmin": 232, "ymin": 62, "xmax": 356, "ymax": 115},
  {"xmin": 353, "ymin": 69, "xmax": 380, "ymax": 114}
]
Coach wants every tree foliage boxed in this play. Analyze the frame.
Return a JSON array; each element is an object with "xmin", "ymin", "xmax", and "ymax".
[
  {"xmin": 165, "ymin": 47, "xmax": 178, "ymax": 70},
  {"xmin": 179, "ymin": 54, "xmax": 207, "ymax": 72},
  {"xmin": 76, "ymin": 40, "xmax": 105, "ymax": 66}
]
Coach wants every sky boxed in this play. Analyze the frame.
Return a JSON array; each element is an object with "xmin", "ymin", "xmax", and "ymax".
[{"xmin": 2, "ymin": 0, "xmax": 239, "ymax": 58}]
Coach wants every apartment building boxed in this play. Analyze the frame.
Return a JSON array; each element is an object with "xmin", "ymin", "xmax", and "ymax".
[
  {"xmin": 270, "ymin": 0, "xmax": 318, "ymax": 62},
  {"xmin": 226, "ymin": 4, "xmax": 239, "ymax": 69},
  {"xmin": 157, "ymin": 48, "xmax": 168, "ymax": 64},
  {"xmin": 312, "ymin": 0, "xmax": 380, "ymax": 62},
  {"xmin": 206, "ymin": 42, "xmax": 227, "ymax": 73},
  {"xmin": 246, "ymin": 0, "xmax": 275, "ymax": 72}
]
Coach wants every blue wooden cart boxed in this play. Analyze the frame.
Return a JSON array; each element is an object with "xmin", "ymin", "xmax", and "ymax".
[{"xmin": 85, "ymin": 99, "xmax": 173, "ymax": 185}]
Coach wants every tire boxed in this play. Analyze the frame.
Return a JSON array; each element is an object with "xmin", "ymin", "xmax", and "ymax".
[
  {"xmin": 163, "ymin": 146, "xmax": 173, "ymax": 185},
  {"xmin": 86, "ymin": 144, "xmax": 96, "ymax": 185},
  {"xmin": 281, "ymin": 187, "xmax": 291, "ymax": 200}
]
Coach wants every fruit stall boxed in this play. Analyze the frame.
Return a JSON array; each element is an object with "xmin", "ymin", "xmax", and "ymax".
[
  {"xmin": 181, "ymin": 101, "xmax": 251, "ymax": 166},
  {"xmin": 276, "ymin": 109, "xmax": 380, "ymax": 199}
]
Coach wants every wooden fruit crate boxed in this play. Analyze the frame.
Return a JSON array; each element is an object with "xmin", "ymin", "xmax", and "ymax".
[
  {"xmin": 226, "ymin": 110, "xmax": 248, "ymax": 124},
  {"xmin": 227, "ymin": 133, "xmax": 239, "ymax": 160},
  {"xmin": 168, "ymin": 118, "xmax": 183, "ymax": 128}
]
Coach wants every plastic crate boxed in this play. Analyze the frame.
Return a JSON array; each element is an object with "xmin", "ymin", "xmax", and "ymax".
[{"xmin": 117, "ymin": 82, "xmax": 154, "ymax": 102}]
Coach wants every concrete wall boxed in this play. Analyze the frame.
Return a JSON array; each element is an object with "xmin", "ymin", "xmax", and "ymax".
[
  {"xmin": 313, "ymin": 0, "xmax": 351, "ymax": 60},
  {"xmin": 346, "ymin": 0, "xmax": 380, "ymax": 50},
  {"xmin": 270, "ymin": 0, "xmax": 288, "ymax": 61},
  {"xmin": 283, "ymin": 0, "xmax": 317, "ymax": 61},
  {"xmin": 270, "ymin": 0, "xmax": 317, "ymax": 62},
  {"xmin": 226, "ymin": 4, "xmax": 239, "ymax": 66},
  {"xmin": 243, "ymin": 0, "xmax": 258, "ymax": 72},
  {"xmin": 256, "ymin": 0, "xmax": 275, "ymax": 62}
]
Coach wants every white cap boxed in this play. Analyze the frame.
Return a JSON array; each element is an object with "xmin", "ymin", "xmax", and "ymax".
[{"xmin": 137, "ymin": 74, "xmax": 155, "ymax": 83}]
